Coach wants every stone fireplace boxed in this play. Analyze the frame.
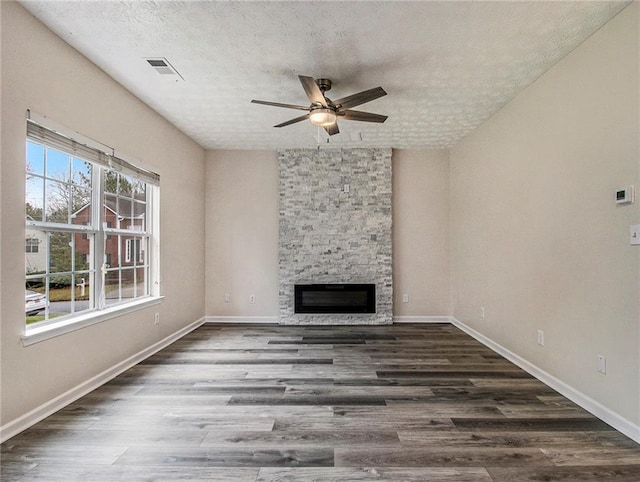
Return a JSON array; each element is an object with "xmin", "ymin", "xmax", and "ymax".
[{"xmin": 278, "ymin": 148, "xmax": 392, "ymax": 325}]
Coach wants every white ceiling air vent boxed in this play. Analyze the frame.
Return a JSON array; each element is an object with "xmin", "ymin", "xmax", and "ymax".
[{"xmin": 145, "ymin": 58, "xmax": 184, "ymax": 81}]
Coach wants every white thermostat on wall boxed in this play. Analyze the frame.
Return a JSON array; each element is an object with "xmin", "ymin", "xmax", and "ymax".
[{"xmin": 616, "ymin": 185, "xmax": 634, "ymax": 205}]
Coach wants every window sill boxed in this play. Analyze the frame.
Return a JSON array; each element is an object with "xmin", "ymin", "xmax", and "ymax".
[{"xmin": 22, "ymin": 296, "xmax": 164, "ymax": 347}]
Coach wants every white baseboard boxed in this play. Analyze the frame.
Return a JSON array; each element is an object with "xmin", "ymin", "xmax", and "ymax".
[
  {"xmin": 450, "ymin": 317, "xmax": 640, "ymax": 444},
  {"xmin": 393, "ymin": 316, "xmax": 451, "ymax": 323},
  {"xmin": 0, "ymin": 317, "xmax": 206, "ymax": 443},
  {"xmin": 205, "ymin": 316, "xmax": 279, "ymax": 324}
]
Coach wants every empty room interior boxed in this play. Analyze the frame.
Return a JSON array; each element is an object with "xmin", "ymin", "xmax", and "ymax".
[{"xmin": 1, "ymin": 0, "xmax": 640, "ymax": 480}]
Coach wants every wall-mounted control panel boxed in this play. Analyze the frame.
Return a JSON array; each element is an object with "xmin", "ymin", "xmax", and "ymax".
[{"xmin": 616, "ymin": 185, "xmax": 634, "ymax": 204}]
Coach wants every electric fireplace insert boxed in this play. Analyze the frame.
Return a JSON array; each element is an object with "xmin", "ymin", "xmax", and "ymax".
[{"xmin": 294, "ymin": 283, "xmax": 376, "ymax": 314}]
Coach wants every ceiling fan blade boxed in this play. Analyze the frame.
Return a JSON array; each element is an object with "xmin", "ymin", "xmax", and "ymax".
[
  {"xmin": 324, "ymin": 123, "xmax": 340, "ymax": 136},
  {"xmin": 334, "ymin": 87, "xmax": 387, "ymax": 110},
  {"xmin": 274, "ymin": 114, "xmax": 310, "ymax": 128},
  {"xmin": 299, "ymin": 75, "xmax": 327, "ymax": 107},
  {"xmin": 341, "ymin": 110, "xmax": 388, "ymax": 123},
  {"xmin": 251, "ymin": 99, "xmax": 310, "ymax": 111}
]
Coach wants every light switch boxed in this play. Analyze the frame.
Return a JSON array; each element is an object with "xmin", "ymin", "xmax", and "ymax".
[{"xmin": 631, "ymin": 225, "xmax": 640, "ymax": 246}]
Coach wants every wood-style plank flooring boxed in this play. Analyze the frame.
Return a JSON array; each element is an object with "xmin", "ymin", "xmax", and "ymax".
[{"xmin": 2, "ymin": 323, "xmax": 639, "ymax": 481}]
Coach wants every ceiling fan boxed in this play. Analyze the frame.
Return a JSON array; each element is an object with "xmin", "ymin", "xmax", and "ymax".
[{"xmin": 251, "ymin": 75, "xmax": 388, "ymax": 136}]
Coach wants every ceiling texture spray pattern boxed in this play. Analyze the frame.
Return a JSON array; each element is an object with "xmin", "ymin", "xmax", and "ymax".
[{"xmin": 20, "ymin": 0, "xmax": 629, "ymax": 150}]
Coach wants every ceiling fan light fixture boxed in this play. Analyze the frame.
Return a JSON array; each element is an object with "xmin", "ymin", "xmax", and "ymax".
[
  {"xmin": 252, "ymin": 76, "xmax": 387, "ymax": 135},
  {"xmin": 309, "ymin": 108, "xmax": 337, "ymax": 127}
]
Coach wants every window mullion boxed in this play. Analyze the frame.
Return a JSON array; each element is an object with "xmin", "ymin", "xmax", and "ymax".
[
  {"xmin": 26, "ymin": 220, "xmax": 96, "ymax": 234},
  {"xmin": 70, "ymin": 232, "xmax": 75, "ymax": 313},
  {"xmin": 43, "ymin": 148, "xmax": 48, "ymax": 223},
  {"xmin": 149, "ymin": 185, "xmax": 159, "ymax": 298},
  {"xmin": 93, "ymin": 166, "xmax": 105, "ymax": 310}
]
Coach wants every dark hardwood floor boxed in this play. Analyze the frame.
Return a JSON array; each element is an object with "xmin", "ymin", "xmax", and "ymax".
[{"xmin": 2, "ymin": 323, "xmax": 639, "ymax": 481}]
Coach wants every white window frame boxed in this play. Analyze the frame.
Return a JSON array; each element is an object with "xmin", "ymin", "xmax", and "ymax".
[{"xmin": 23, "ymin": 112, "xmax": 161, "ymax": 346}]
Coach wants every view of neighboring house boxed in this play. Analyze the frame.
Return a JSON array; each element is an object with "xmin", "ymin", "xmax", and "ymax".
[
  {"xmin": 25, "ymin": 227, "xmax": 47, "ymax": 274},
  {"xmin": 26, "ymin": 195, "xmax": 146, "ymax": 284},
  {"xmin": 72, "ymin": 194, "xmax": 146, "ymax": 284}
]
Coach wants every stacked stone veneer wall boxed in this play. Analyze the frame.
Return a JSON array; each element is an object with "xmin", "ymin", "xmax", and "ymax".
[{"xmin": 278, "ymin": 148, "xmax": 392, "ymax": 325}]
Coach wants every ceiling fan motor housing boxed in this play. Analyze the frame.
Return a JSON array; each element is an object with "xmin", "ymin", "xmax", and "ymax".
[{"xmin": 315, "ymin": 78, "xmax": 332, "ymax": 93}]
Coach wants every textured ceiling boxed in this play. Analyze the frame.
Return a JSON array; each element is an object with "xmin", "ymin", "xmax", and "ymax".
[{"xmin": 20, "ymin": 1, "xmax": 629, "ymax": 150}]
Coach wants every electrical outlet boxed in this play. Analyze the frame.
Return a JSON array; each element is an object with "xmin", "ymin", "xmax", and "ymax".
[
  {"xmin": 402, "ymin": 294, "xmax": 409, "ymax": 303},
  {"xmin": 480, "ymin": 306, "xmax": 486, "ymax": 320},
  {"xmin": 224, "ymin": 293, "xmax": 231, "ymax": 303},
  {"xmin": 537, "ymin": 330, "xmax": 544, "ymax": 346},
  {"xmin": 249, "ymin": 294, "xmax": 256, "ymax": 304},
  {"xmin": 597, "ymin": 355, "xmax": 607, "ymax": 374},
  {"xmin": 344, "ymin": 183, "xmax": 350, "ymax": 193},
  {"xmin": 154, "ymin": 313, "xmax": 160, "ymax": 325}
]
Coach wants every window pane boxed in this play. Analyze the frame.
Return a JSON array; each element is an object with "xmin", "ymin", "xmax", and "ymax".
[
  {"xmin": 46, "ymin": 148, "xmax": 70, "ymax": 181},
  {"xmin": 133, "ymin": 179, "xmax": 146, "ymax": 198},
  {"xmin": 71, "ymin": 185, "xmax": 91, "ymax": 221},
  {"xmin": 45, "ymin": 179, "xmax": 71, "ymax": 223},
  {"xmin": 117, "ymin": 196, "xmax": 133, "ymax": 226},
  {"xmin": 26, "ymin": 229, "xmax": 47, "ymax": 274},
  {"xmin": 120, "ymin": 268, "xmax": 135, "ymax": 301},
  {"xmin": 49, "ymin": 232, "xmax": 72, "ymax": 273},
  {"xmin": 104, "ymin": 228, "xmax": 116, "ymax": 263},
  {"xmin": 73, "ymin": 201, "xmax": 92, "ymax": 229},
  {"xmin": 135, "ymin": 265, "xmax": 147, "ymax": 297},
  {"xmin": 72, "ymin": 158, "xmax": 92, "ymax": 188},
  {"xmin": 133, "ymin": 201, "xmax": 146, "ymax": 231},
  {"xmin": 103, "ymin": 193, "xmax": 118, "ymax": 230},
  {"xmin": 105, "ymin": 268, "xmax": 121, "ymax": 307},
  {"xmin": 138, "ymin": 237, "xmax": 147, "ymax": 264},
  {"xmin": 47, "ymin": 278, "xmax": 75, "ymax": 318},
  {"xmin": 104, "ymin": 170, "xmax": 136, "ymax": 196},
  {"xmin": 26, "ymin": 176, "xmax": 44, "ymax": 222},
  {"xmin": 25, "ymin": 277, "xmax": 47, "ymax": 325},
  {"xmin": 26, "ymin": 142, "xmax": 44, "ymax": 175},
  {"xmin": 118, "ymin": 173, "xmax": 134, "ymax": 197},
  {"xmin": 74, "ymin": 232, "xmax": 92, "ymax": 270},
  {"xmin": 104, "ymin": 171, "xmax": 119, "ymax": 196},
  {"xmin": 75, "ymin": 273, "xmax": 90, "ymax": 302}
]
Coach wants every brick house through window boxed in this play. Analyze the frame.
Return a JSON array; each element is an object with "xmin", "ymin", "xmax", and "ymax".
[{"xmin": 72, "ymin": 195, "xmax": 146, "ymax": 286}]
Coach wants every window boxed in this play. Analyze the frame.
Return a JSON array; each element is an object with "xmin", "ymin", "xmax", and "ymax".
[
  {"xmin": 25, "ymin": 238, "xmax": 39, "ymax": 253},
  {"xmin": 25, "ymin": 115, "xmax": 159, "ymax": 329}
]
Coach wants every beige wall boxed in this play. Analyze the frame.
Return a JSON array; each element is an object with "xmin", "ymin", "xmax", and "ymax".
[
  {"xmin": 1, "ymin": 2, "xmax": 205, "ymax": 425},
  {"xmin": 393, "ymin": 150, "xmax": 450, "ymax": 316},
  {"xmin": 205, "ymin": 150, "xmax": 280, "ymax": 317},
  {"xmin": 204, "ymin": 149, "xmax": 451, "ymax": 319},
  {"xmin": 450, "ymin": 3, "xmax": 639, "ymax": 424}
]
